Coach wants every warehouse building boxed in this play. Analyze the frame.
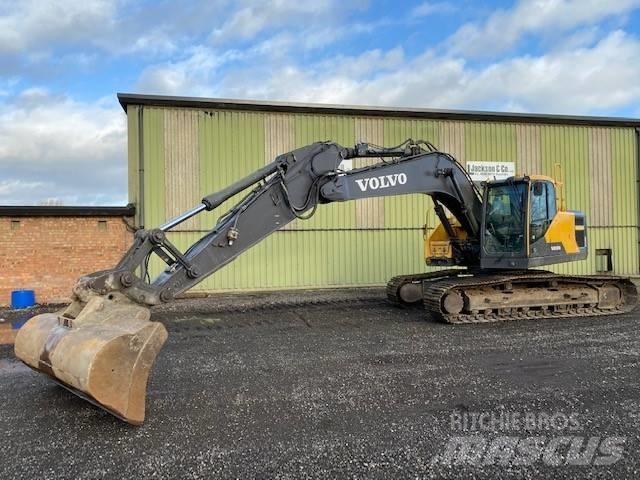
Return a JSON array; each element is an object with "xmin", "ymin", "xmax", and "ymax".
[{"xmin": 114, "ymin": 93, "xmax": 640, "ymax": 293}]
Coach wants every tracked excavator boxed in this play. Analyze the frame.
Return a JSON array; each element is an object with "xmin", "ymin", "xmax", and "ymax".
[{"xmin": 15, "ymin": 139, "xmax": 637, "ymax": 424}]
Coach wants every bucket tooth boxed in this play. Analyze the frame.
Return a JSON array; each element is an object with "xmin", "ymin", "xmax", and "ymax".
[{"xmin": 14, "ymin": 293, "xmax": 167, "ymax": 425}]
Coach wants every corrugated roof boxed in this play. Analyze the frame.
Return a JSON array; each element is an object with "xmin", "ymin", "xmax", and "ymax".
[{"xmin": 117, "ymin": 92, "xmax": 640, "ymax": 128}]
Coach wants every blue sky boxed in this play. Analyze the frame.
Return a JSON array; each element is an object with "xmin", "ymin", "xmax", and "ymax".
[{"xmin": 1, "ymin": 0, "xmax": 640, "ymax": 205}]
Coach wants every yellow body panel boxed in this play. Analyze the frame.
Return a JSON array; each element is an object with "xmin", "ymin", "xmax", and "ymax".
[
  {"xmin": 544, "ymin": 211, "xmax": 579, "ymax": 254},
  {"xmin": 425, "ymin": 218, "xmax": 467, "ymax": 262}
]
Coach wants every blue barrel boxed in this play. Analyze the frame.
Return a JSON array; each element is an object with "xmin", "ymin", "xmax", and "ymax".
[{"xmin": 11, "ymin": 290, "xmax": 36, "ymax": 309}]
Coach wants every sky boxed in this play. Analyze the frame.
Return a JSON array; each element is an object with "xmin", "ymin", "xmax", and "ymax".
[{"xmin": 1, "ymin": 0, "xmax": 640, "ymax": 206}]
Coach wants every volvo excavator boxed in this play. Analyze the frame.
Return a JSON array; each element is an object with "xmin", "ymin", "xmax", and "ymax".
[{"xmin": 14, "ymin": 139, "xmax": 637, "ymax": 424}]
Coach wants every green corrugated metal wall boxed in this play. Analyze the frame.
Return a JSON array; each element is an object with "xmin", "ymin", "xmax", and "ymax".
[{"xmin": 127, "ymin": 105, "xmax": 639, "ymax": 292}]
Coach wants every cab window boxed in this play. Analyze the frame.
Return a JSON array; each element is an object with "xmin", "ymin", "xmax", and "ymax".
[
  {"xmin": 530, "ymin": 181, "xmax": 557, "ymax": 242},
  {"xmin": 484, "ymin": 182, "xmax": 526, "ymax": 254}
]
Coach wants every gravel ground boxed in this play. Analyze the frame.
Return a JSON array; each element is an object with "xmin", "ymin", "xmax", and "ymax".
[{"xmin": 1, "ymin": 289, "xmax": 639, "ymax": 479}]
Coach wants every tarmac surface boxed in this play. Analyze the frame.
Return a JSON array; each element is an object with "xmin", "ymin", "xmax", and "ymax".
[{"xmin": 1, "ymin": 288, "xmax": 640, "ymax": 479}]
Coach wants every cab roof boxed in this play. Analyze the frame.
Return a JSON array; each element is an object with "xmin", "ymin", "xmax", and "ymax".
[{"xmin": 485, "ymin": 175, "xmax": 556, "ymax": 185}]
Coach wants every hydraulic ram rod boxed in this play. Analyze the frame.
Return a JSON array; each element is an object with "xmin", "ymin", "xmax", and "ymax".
[{"xmin": 159, "ymin": 204, "xmax": 207, "ymax": 232}]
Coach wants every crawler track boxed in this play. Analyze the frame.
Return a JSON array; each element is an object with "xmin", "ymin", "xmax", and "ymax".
[
  {"xmin": 388, "ymin": 270, "xmax": 637, "ymax": 324},
  {"xmin": 386, "ymin": 270, "xmax": 461, "ymax": 306}
]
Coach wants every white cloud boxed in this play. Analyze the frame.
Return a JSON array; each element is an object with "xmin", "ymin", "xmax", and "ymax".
[
  {"xmin": 135, "ymin": 18, "xmax": 394, "ymax": 96},
  {"xmin": 457, "ymin": 30, "xmax": 640, "ymax": 112},
  {"xmin": 210, "ymin": 0, "xmax": 365, "ymax": 43},
  {"xmin": 136, "ymin": 47, "xmax": 243, "ymax": 96},
  {"xmin": 0, "ymin": 0, "xmax": 369, "ymax": 61},
  {"xmin": 117, "ymin": 29, "xmax": 179, "ymax": 57},
  {"xmin": 0, "ymin": 0, "xmax": 228, "ymax": 57},
  {"xmin": 411, "ymin": 2, "xmax": 457, "ymax": 17},
  {"xmin": 449, "ymin": 0, "xmax": 640, "ymax": 56},
  {"xmin": 321, "ymin": 47, "xmax": 406, "ymax": 78},
  {"xmin": 0, "ymin": 90, "xmax": 126, "ymax": 205},
  {"xmin": 131, "ymin": 0, "xmax": 640, "ymax": 115},
  {"xmin": 0, "ymin": 179, "xmax": 45, "ymax": 196},
  {"xmin": 0, "ymin": 0, "xmax": 118, "ymax": 53},
  {"xmin": 206, "ymin": 30, "xmax": 640, "ymax": 115}
]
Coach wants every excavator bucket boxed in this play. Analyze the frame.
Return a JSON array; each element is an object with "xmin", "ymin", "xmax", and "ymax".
[{"xmin": 14, "ymin": 292, "xmax": 167, "ymax": 425}]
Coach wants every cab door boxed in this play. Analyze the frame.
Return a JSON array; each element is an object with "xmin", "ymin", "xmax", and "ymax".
[
  {"xmin": 480, "ymin": 180, "xmax": 529, "ymax": 269},
  {"xmin": 529, "ymin": 180, "xmax": 556, "ymax": 247}
]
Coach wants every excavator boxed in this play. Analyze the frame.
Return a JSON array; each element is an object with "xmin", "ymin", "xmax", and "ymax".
[{"xmin": 14, "ymin": 139, "xmax": 637, "ymax": 424}]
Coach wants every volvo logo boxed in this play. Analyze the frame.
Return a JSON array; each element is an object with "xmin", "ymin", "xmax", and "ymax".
[{"xmin": 355, "ymin": 173, "xmax": 408, "ymax": 192}]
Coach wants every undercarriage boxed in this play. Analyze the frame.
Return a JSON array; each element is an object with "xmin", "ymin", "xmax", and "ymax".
[{"xmin": 387, "ymin": 270, "xmax": 638, "ymax": 324}]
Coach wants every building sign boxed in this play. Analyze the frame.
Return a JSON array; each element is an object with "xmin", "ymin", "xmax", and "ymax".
[{"xmin": 466, "ymin": 161, "xmax": 515, "ymax": 181}]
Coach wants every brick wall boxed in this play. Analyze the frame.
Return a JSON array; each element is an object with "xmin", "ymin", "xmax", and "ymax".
[{"xmin": 0, "ymin": 215, "xmax": 134, "ymax": 306}]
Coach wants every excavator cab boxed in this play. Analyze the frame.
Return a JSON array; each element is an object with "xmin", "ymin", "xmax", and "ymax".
[
  {"xmin": 425, "ymin": 176, "xmax": 587, "ymax": 269},
  {"xmin": 480, "ymin": 176, "xmax": 587, "ymax": 269}
]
